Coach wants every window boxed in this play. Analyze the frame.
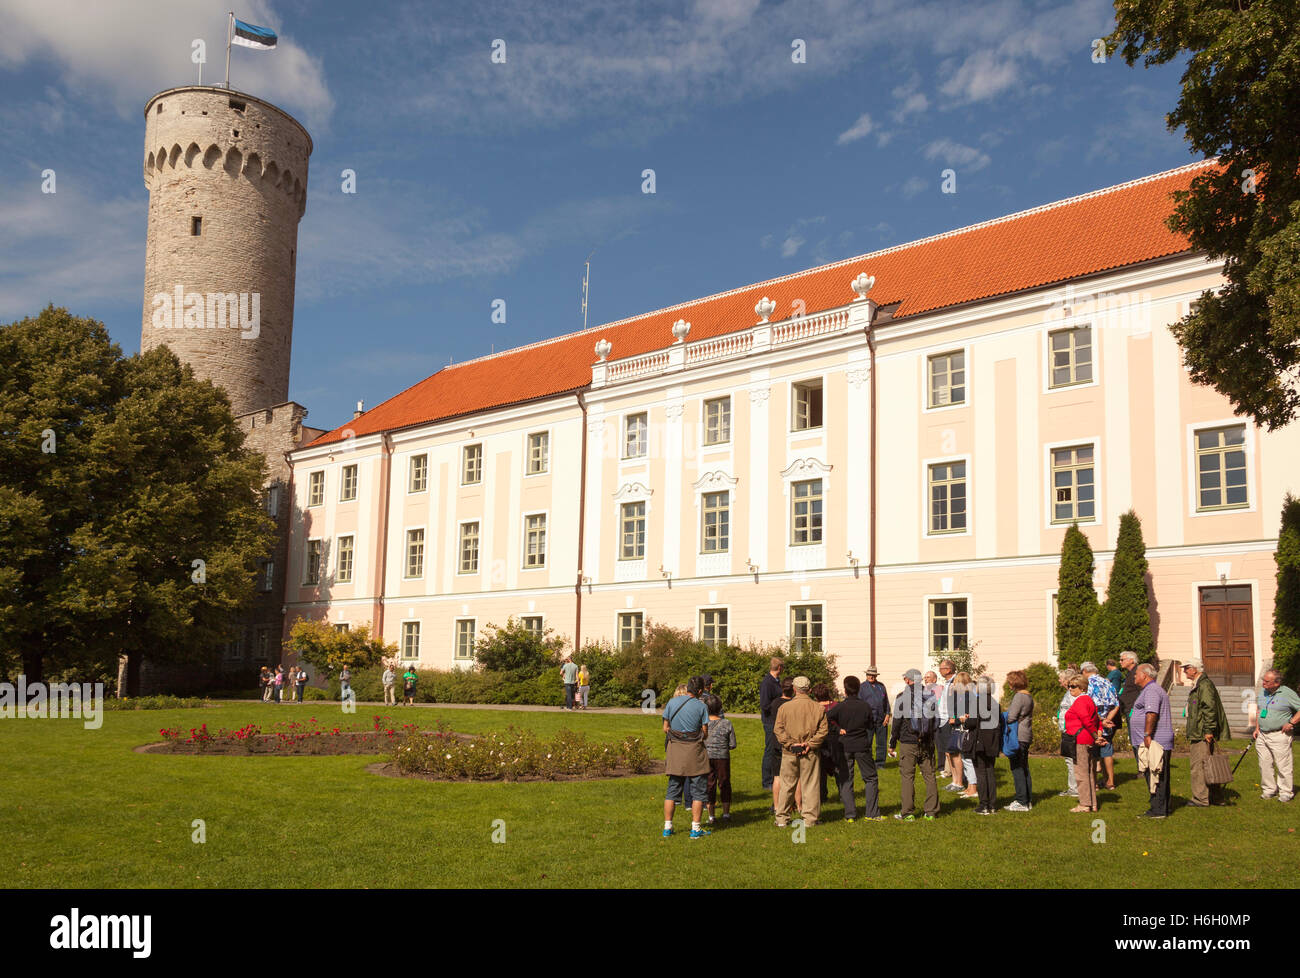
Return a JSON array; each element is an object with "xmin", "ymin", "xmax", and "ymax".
[
  {"xmin": 1051, "ymin": 445, "xmax": 1095, "ymax": 523},
  {"xmin": 333, "ymin": 623, "xmax": 350, "ymax": 633},
  {"xmin": 930, "ymin": 598, "xmax": 969, "ymax": 654},
  {"xmin": 524, "ymin": 514, "xmax": 547, "ymax": 569},
  {"xmin": 791, "ymin": 605, "xmax": 823, "ymax": 652},
  {"xmin": 928, "ymin": 350, "xmax": 966, "ymax": 407},
  {"xmin": 304, "ymin": 541, "xmax": 322, "ymax": 585},
  {"xmin": 455, "ymin": 619, "xmax": 476, "ymax": 660},
  {"xmin": 409, "ymin": 453, "xmax": 428, "ymax": 493},
  {"xmin": 1050, "ymin": 593, "xmax": 1059, "ymax": 658},
  {"xmin": 405, "ymin": 528, "xmax": 425, "ymax": 578},
  {"xmin": 255, "ymin": 629, "xmax": 271, "ymax": 661},
  {"xmin": 1048, "ymin": 326, "xmax": 1092, "ymax": 388},
  {"xmin": 527, "ymin": 432, "xmax": 549, "ymax": 474},
  {"xmin": 401, "ymin": 622, "xmax": 420, "ymax": 660},
  {"xmin": 340, "ymin": 464, "xmax": 358, "ymax": 502},
  {"xmin": 792, "ymin": 380, "xmax": 823, "ymax": 431},
  {"xmin": 791, "ymin": 479, "xmax": 823, "ymax": 545},
  {"xmin": 701, "ymin": 491, "xmax": 730, "ymax": 552},
  {"xmin": 259, "ymin": 560, "xmax": 274, "ymax": 592},
  {"xmin": 521, "ymin": 616, "xmax": 543, "ymax": 638},
  {"xmin": 266, "ymin": 484, "xmax": 280, "ymax": 516},
  {"xmin": 459, "ymin": 522, "xmax": 480, "ymax": 573},
  {"xmin": 224, "ymin": 636, "xmax": 242, "ymax": 661},
  {"xmin": 191, "ymin": 216, "xmax": 202, "ymax": 236},
  {"xmin": 617, "ymin": 612, "xmax": 644, "ymax": 649},
  {"xmin": 462, "ymin": 444, "xmax": 482, "ymax": 485},
  {"xmin": 336, "ymin": 535, "xmax": 354, "ymax": 583},
  {"xmin": 700, "ymin": 608, "xmax": 729, "ymax": 647},
  {"xmin": 704, "ymin": 397, "xmax": 731, "ymax": 445},
  {"xmin": 620, "ymin": 502, "xmax": 645, "ymax": 560},
  {"xmin": 1195, "ymin": 424, "xmax": 1248, "ymax": 511},
  {"xmin": 624, "ymin": 413, "xmax": 648, "ymax": 459},
  {"xmin": 928, "ymin": 461, "xmax": 967, "ymax": 533},
  {"xmin": 307, "ymin": 471, "xmax": 324, "ymax": 507}
]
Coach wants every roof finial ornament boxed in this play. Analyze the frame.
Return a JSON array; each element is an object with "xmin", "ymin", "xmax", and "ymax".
[
  {"xmin": 851, "ymin": 272, "xmax": 875, "ymax": 301},
  {"xmin": 594, "ymin": 338, "xmax": 612, "ymax": 361},
  {"xmin": 755, "ymin": 297, "xmax": 776, "ymax": 323},
  {"xmin": 671, "ymin": 319, "xmax": 691, "ymax": 344}
]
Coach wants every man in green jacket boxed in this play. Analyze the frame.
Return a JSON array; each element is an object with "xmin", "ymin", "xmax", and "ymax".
[{"xmin": 1183, "ymin": 660, "xmax": 1231, "ymax": 807}]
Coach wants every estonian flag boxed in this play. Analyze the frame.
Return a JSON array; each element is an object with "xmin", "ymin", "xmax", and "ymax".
[{"xmin": 231, "ymin": 18, "xmax": 277, "ymax": 50}]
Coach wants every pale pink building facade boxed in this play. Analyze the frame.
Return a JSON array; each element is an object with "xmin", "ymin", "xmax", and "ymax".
[{"xmin": 284, "ymin": 163, "xmax": 1300, "ymax": 694}]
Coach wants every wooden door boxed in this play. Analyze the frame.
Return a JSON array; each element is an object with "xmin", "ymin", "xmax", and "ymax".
[{"xmin": 1199, "ymin": 586, "xmax": 1254, "ymax": 685}]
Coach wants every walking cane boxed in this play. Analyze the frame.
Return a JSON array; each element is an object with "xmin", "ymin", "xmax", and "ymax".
[{"xmin": 1231, "ymin": 740, "xmax": 1254, "ymax": 775}]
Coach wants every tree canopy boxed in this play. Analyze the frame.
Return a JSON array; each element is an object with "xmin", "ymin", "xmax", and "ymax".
[
  {"xmin": 1110, "ymin": 0, "xmax": 1300, "ymax": 429},
  {"xmin": 0, "ymin": 307, "xmax": 274, "ymax": 690}
]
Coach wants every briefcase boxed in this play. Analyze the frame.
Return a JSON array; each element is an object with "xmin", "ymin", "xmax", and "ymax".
[{"xmin": 1204, "ymin": 743, "xmax": 1233, "ymax": 785}]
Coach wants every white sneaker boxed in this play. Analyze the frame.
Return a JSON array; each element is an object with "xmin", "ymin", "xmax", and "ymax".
[{"xmin": 1006, "ymin": 801, "xmax": 1031, "ymax": 812}]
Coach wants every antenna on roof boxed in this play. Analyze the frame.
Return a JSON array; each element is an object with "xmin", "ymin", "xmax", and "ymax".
[{"xmin": 581, "ymin": 250, "xmax": 595, "ymax": 330}]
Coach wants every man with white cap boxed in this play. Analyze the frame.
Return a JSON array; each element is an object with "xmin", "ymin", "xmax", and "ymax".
[
  {"xmin": 860, "ymin": 666, "xmax": 891, "ymax": 766},
  {"xmin": 773, "ymin": 675, "xmax": 828, "ymax": 827},
  {"xmin": 1182, "ymin": 659, "xmax": 1230, "ymax": 807}
]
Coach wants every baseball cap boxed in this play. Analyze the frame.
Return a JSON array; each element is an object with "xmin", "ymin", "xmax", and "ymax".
[{"xmin": 1182, "ymin": 659, "xmax": 1204, "ymax": 671}]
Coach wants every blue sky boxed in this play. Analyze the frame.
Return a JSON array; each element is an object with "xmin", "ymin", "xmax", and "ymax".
[{"xmin": 0, "ymin": 0, "xmax": 1193, "ymax": 432}]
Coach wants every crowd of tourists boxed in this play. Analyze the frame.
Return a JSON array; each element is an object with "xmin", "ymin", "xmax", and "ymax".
[
  {"xmin": 258, "ymin": 664, "xmax": 308, "ymax": 703},
  {"xmin": 657, "ymin": 652, "xmax": 1299, "ymax": 838}
]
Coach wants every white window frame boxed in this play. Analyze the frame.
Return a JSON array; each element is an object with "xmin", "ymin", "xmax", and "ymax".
[
  {"xmin": 454, "ymin": 618, "xmax": 477, "ymax": 660},
  {"xmin": 1042, "ymin": 322, "xmax": 1100, "ymax": 393},
  {"xmin": 335, "ymin": 534, "xmax": 355, "ymax": 584},
  {"xmin": 787, "ymin": 602, "xmax": 825, "ymax": 652},
  {"xmin": 339, "ymin": 463, "xmax": 358, "ymax": 502},
  {"xmin": 922, "ymin": 454, "xmax": 972, "ymax": 538},
  {"xmin": 1047, "ymin": 589, "xmax": 1059, "ymax": 659},
  {"xmin": 789, "ymin": 477, "xmax": 825, "ymax": 546},
  {"xmin": 520, "ymin": 615, "xmax": 544, "ymax": 638},
  {"xmin": 698, "ymin": 606, "xmax": 731, "ymax": 647},
  {"xmin": 924, "ymin": 593, "xmax": 973, "ymax": 658},
  {"xmin": 1187, "ymin": 419, "xmax": 1255, "ymax": 518},
  {"xmin": 525, "ymin": 430, "xmax": 550, "ymax": 476},
  {"xmin": 408, "ymin": 453, "xmax": 429, "ymax": 494},
  {"xmin": 1043, "ymin": 436, "xmax": 1102, "ymax": 530},
  {"xmin": 702, "ymin": 396, "xmax": 732, "ymax": 447},
  {"xmin": 307, "ymin": 470, "xmax": 325, "ymax": 507},
  {"xmin": 522, "ymin": 510, "xmax": 548, "ymax": 571},
  {"xmin": 400, "ymin": 620, "xmax": 421, "ymax": 661},
  {"xmin": 616, "ymin": 610, "xmax": 645, "ymax": 650},
  {"xmin": 457, "ymin": 520, "xmax": 480, "ymax": 575},
  {"xmin": 922, "ymin": 347, "xmax": 970, "ymax": 413},
  {"xmin": 699, "ymin": 489, "xmax": 731, "ymax": 554},
  {"xmin": 266, "ymin": 484, "xmax": 281, "ymax": 516},
  {"xmin": 623, "ymin": 412, "xmax": 649, "ymax": 460},
  {"xmin": 462, "ymin": 443, "xmax": 483, "ymax": 486},
  {"xmin": 404, "ymin": 526, "xmax": 426, "ymax": 580},
  {"xmin": 619, "ymin": 500, "xmax": 646, "ymax": 561},
  {"xmin": 303, "ymin": 538, "xmax": 323, "ymax": 586},
  {"xmin": 790, "ymin": 377, "xmax": 825, "ymax": 433}
]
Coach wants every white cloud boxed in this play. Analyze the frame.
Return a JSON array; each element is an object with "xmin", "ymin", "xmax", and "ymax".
[
  {"xmin": 0, "ymin": 0, "xmax": 332, "ymax": 129},
  {"xmin": 901, "ymin": 176, "xmax": 928, "ymax": 199},
  {"xmin": 939, "ymin": 49, "xmax": 1020, "ymax": 102},
  {"xmin": 781, "ymin": 235, "xmax": 806, "ymax": 258},
  {"xmin": 836, "ymin": 113, "xmax": 874, "ymax": 145},
  {"xmin": 924, "ymin": 138, "xmax": 992, "ymax": 172}
]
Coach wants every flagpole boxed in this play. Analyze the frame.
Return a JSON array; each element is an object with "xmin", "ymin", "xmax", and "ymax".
[{"xmin": 224, "ymin": 12, "xmax": 233, "ymax": 88}]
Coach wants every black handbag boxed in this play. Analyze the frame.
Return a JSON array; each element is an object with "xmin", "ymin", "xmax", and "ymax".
[{"xmin": 1060, "ymin": 730, "xmax": 1079, "ymax": 758}]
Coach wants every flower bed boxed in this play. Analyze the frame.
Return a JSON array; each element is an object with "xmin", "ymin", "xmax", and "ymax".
[
  {"xmin": 149, "ymin": 715, "xmax": 419, "ymax": 755},
  {"xmin": 389, "ymin": 723, "xmax": 656, "ymax": 781}
]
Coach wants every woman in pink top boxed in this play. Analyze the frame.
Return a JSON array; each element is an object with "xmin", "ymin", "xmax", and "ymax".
[{"xmin": 1065, "ymin": 677, "xmax": 1101, "ymax": 813}]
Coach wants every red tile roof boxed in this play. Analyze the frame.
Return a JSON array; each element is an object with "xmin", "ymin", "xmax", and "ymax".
[{"xmin": 308, "ymin": 160, "xmax": 1213, "ymax": 447}]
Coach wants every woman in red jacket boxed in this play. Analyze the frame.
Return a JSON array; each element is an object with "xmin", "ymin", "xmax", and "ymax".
[{"xmin": 1065, "ymin": 677, "xmax": 1101, "ymax": 813}]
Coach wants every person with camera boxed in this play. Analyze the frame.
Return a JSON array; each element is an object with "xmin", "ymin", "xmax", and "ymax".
[{"xmin": 773, "ymin": 676, "xmax": 828, "ymax": 828}]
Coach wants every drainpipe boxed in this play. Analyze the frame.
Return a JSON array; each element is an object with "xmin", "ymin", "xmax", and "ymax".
[
  {"xmin": 374, "ymin": 431, "xmax": 394, "ymax": 637},
  {"xmin": 867, "ymin": 313, "xmax": 878, "ymax": 671},
  {"xmin": 574, "ymin": 393, "xmax": 589, "ymax": 653}
]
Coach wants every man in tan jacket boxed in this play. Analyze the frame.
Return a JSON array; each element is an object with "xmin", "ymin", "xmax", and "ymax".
[{"xmin": 774, "ymin": 676, "xmax": 829, "ymax": 827}]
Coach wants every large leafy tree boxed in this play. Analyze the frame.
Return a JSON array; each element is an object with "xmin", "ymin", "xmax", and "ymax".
[
  {"xmin": 1057, "ymin": 524, "xmax": 1100, "ymax": 667},
  {"xmin": 1110, "ymin": 0, "xmax": 1300, "ymax": 429},
  {"xmin": 1093, "ymin": 510, "xmax": 1156, "ymax": 662},
  {"xmin": 1272, "ymin": 494, "xmax": 1300, "ymax": 686},
  {"xmin": 288, "ymin": 618, "xmax": 395, "ymax": 676},
  {"xmin": 0, "ymin": 307, "xmax": 274, "ymax": 691}
]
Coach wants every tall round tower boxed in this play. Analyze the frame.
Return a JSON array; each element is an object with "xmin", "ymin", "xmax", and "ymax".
[{"xmin": 141, "ymin": 86, "xmax": 311, "ymax": 418}]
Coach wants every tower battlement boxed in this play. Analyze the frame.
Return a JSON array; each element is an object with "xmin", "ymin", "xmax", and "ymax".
[{"xmin": 140, "ymin": 86, "xmax": 312, "ymax": 418}]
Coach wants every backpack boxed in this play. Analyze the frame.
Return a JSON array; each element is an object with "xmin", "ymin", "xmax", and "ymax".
[{"xmin": 1000, "ymin": 710, "xmax": 1019, "ymax": 757}]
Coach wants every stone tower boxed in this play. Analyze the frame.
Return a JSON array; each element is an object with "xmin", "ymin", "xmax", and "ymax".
[
  {"xmin": 132, "ymin": 86, "xmax": 324, "ymax": 694},
  {"xmin": 141, "ymin": 86, "xmax": 311, "ymax": 418}
]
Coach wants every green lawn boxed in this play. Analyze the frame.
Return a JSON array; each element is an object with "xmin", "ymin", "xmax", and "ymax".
[{"xmin": 2, "ymin": 703, "xmax": 1294, "ymax": 888}]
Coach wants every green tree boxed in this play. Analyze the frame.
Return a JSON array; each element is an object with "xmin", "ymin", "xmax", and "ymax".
[
  {"xmin": 474, "ymin": 617, "xmax": 566, "ymax": 674},
  {"xmin": 1057, "ymin": 524, "xmax": 1100, "ymax": 667},
  {"xmin": 1272, "ymin": 494, "xmax": 1300, "ymax": 687},
  {"xmin": 287, "ymin": 618, "xmax": 394, "ymax": 676},
  {"xmin": 1093, "ymin": 510, "xmax": 1156, "ymax": 663},
  {"xmin": 1110, "ymin": 0, "xmax": 1300, "ymax": 429},
  {"xmin": 0, "ymin": 307, "xmax": 275, "ymax": 691}
]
